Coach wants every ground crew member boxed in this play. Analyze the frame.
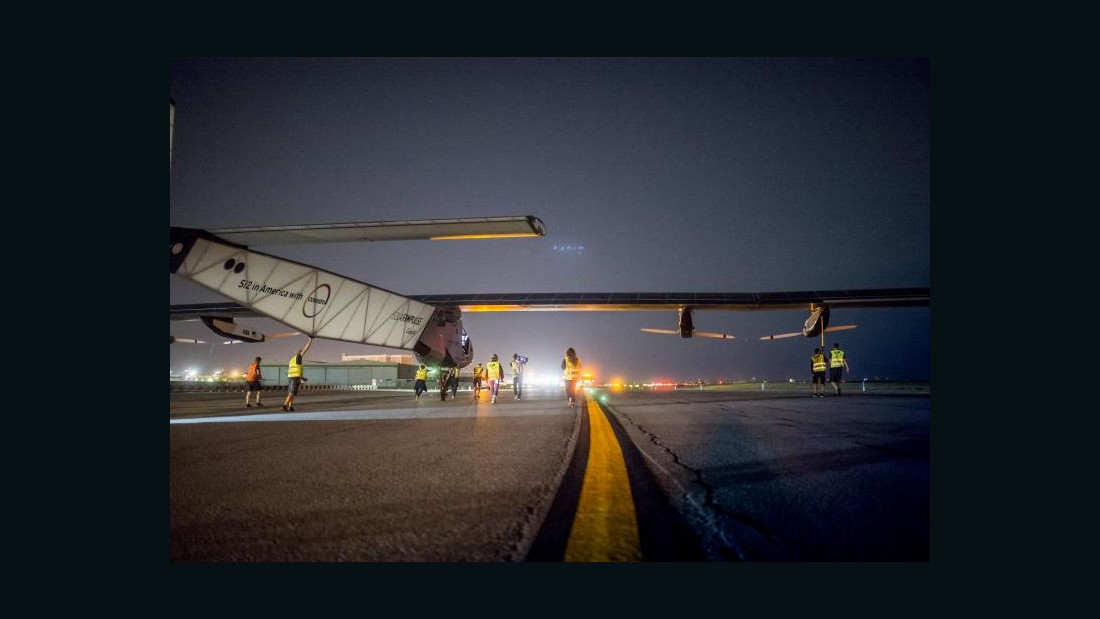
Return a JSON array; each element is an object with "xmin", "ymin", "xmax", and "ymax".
[
  {"xmin": 486, "ymin": 354, "xmax": 504, "ymax": 404},
  {"xmin": 440, "ymin": 365, "xmax": 459, "ymax": 401},
  {"xmin": 510, "ymin": 353, "xmax": 527, "ymax": 400},
  {"xmin": 472, "ymin": 362, "xmax": 484, "ymax": 400},
  {"xmin": 414, "ymin": 364, "xmax": 429, "ymax": 400},
  {"xmin": 811, "ymin": 348, "xmax": 827, "ymax": 398},
  {"xmin": 829, "ymin": 342, "xmax": 850, "ymax": 396},
  {"xmin": 245, "ymin": 356, "xmax": 264, "ymax": 408},
  {"xmin": 562, "ymin": 347, "xmax": 581, "ymax": 408},
  {"xmin": 282, "ymin": 337, "xmax": 313, "ymax": 412}
]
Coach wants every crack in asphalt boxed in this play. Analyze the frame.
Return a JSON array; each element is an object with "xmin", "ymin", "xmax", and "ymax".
[{"xmin": 611, "ymin": 405, "xmax": 779, "ymax": 562}]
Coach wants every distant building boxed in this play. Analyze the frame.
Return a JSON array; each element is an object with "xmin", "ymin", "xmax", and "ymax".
[
  {"xmin": 172, "ymin": 356, "xmax": 425, "ymax": 390},
  {"xmin": 256, "ymin": 359, "xmax": 418, "ymax": 388}
]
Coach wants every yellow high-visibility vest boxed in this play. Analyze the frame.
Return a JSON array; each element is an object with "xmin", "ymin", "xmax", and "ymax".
[
  {"xmin": 487, "ymin": 361, "xmax": 501, "ymax": 379},
  {"xmin": 812, "ymin": 354, "xmax": 827, "ymax": 373},
  {"xmin": 415, "ymin": 367, "xmax": 428, "ymax": 380},
  {"xmin": 288, "ymin": 354, "xmax": 303, "ymax": 378},
  {"xmin": 830, "ymin": 349, "xmax": 846, "ymax": 368},
  {"xmin": 563, "ymin": 357, "xmax": 580, "ymax": 380}
]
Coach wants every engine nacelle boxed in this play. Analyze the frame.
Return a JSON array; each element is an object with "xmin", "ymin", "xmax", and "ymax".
[
  {"xmin": 678, "ymin": 307, "xmax": 695, "ymax": 338},
  {"xmin": 802, "ymin": 305, "xmax": 829, "ymax": 338},
  {"xmin": 413, "ymin": 306, "xmax": 473, "ymax": 368}
]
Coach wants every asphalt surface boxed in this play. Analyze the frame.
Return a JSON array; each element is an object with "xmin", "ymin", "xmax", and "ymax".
[{"xmin": 170, "ymin": 385, "xmax": 930, "ymax": 562}]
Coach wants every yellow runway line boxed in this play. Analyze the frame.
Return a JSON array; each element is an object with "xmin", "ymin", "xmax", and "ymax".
[{"xmin": 564, "ymin": 396, "xmax": 642, "ymax": 561}]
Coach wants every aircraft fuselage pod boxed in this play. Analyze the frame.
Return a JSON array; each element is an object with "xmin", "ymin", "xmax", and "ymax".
[
  {"xmin": 678, "ymin": 306, "xmax": 695, "ymax": 337},
  {"xmin": 413, "ymin": 306, "xmax": 473, "ymax": 369}
]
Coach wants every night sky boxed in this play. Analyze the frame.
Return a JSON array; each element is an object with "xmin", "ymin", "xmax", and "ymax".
[{"xmin": 169, "ymin": 57, "xmax": 930, "ymax": 383}]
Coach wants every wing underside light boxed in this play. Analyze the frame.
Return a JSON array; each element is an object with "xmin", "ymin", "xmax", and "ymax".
[
  {"xmin": 206, "ymin": 216, "xmax": 546, "ymax": 246},
  {"xmin": 412, "ymin": 288, "xmax": 929, "ymax": 312},
  {"xmin": 170, "ymin": 284, "xmax": 926, "ymax": 345}
]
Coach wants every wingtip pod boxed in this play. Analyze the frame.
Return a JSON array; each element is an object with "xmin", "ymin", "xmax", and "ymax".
[{"xmin": 527, "ymin": 215, "xmax": 547, "ymax": 237}]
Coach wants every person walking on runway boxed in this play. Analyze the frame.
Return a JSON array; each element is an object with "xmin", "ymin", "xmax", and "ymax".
[
  {"xmin": 829, "ymin": 342, "xmax": 850, "ymax": 396},
  {"xmin": 282, "ymin": 337, "xmax": 312, "ymax": 412},
  {"xmin": 486, "ymin": 354, "xmax": 504, "ymax": 404},
  {"xmin": 561, "ymin": 347, "xmax": 581, "ymax": 408}
]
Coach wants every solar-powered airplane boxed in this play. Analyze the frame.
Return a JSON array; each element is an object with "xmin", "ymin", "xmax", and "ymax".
[
  {"xmin": 170, "ymin": 216, "xmax": 548, "ymax": 369},
  {"xmin": 170, "ymin": 216, "xmax": 930, "ymax": 371}
]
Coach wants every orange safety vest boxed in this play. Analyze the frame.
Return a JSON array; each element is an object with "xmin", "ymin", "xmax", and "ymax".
[{"xmin": 245, "ymin": 362, "xmax": 261, "ymax": 382}]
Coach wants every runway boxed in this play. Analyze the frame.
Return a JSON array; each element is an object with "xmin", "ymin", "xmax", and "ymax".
[{"xmin": 170, "ymin": 385, "xmax": 930, "ymax": 562}]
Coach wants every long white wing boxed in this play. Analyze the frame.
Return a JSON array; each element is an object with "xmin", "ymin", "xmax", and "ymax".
[
  {"xmin": 207, "ymin": 216, "xmax": 546, "ymax": 246},
  {"xmin": 170, "ymin": 228, "xmax": 435, "ymax": 350}
]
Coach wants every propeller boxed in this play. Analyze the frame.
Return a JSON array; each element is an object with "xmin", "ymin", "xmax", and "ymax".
[
  {"xmin": 758, "ymin": 332, "xmax": 804, "ymax": 340},
  {"xmin": 759, "ymin": 302, "xmax": 858, "ymax": 344},
  {"xmin": 641, "ymin": 328, "xmax": 735, "ymax": 340},
  {"xmin": 692, "ymin": 331, "xmax": 736, "ymax": 340}
]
